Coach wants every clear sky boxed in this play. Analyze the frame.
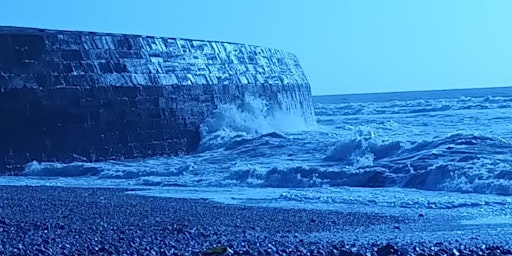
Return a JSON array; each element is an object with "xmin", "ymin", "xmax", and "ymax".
[{"xmin": 1, "ymin": 0, "xmax": 512, "ymax": 95}]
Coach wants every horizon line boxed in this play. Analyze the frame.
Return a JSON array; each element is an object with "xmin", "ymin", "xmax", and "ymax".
[{"xmin": 312, "ymin": 85, "xmax": 512, "ymax": 97}]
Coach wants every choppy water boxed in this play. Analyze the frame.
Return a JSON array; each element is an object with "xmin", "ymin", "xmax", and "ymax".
[{"xmin": 3, "ymin": 86, "xmax": 512, "ymax": 211}]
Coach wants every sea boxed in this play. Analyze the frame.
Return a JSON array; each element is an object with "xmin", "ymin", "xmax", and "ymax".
[{"xmin": 2, "ymin": 86, "xmax": 512, "ymax": 216}]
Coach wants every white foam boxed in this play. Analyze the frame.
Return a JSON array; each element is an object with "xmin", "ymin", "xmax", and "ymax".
[{"xmin": 198, "ymin": 95, "xmax": 315, "ymax": 152}]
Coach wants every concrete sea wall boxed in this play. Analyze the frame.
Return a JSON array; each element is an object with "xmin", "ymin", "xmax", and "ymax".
[{"xmin": 0, "ymin": 26, "xmax": 315, "ymax": 172}]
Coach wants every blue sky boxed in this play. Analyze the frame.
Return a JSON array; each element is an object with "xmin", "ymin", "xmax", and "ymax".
[{"xmin": 2, "ymin": 0, "xmax": 512, "ymax": 95}]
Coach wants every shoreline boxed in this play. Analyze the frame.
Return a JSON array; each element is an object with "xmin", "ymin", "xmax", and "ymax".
[{"xmin": 1, "ymin": 185, "xmax": 511, "ymax": 255}]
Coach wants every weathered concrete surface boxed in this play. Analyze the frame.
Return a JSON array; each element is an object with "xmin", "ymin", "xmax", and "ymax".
[{"xmin": 0, "ymin": 26, "xmax": 314, "ymax": 172}]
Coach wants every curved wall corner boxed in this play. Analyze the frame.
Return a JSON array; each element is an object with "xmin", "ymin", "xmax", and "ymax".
[{"xmin": 0, "ymin": 26, "xmax": 315, "ymax": 172}]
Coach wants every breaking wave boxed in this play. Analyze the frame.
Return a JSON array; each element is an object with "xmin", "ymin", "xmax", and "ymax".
[
  {"xmin": 197, "ymin": 96, "xmax": 314, "ymax": 152},
  {"xmin": 219, "ymin": 133, "xmax": 512, "ymax": 195}
]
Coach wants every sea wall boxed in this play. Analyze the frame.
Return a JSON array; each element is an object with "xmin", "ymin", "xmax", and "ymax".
[{"xmin": 0, "ymin": 26, "xmax": 315, "ymax": 172}]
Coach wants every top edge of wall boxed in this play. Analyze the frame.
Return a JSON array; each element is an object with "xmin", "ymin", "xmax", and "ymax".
[{"xmin": 0, "ymin": 25, "xmax": 293, "ymax": 55}]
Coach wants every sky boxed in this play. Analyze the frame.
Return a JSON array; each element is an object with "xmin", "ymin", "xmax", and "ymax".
[{"xmin": 1, "ymin": 0, "xmax": 512, "ymax": 95}]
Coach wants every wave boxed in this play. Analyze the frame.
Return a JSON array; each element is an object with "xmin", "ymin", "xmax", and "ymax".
[
  {"xmin": 315, "ymin": 96, "xmax": 512, "ymax": 117},
  {"xmin": 197, "ymin": 95, "xmax": 314, "ymax": 152},
  {"xmin": 219, "ymin": 133, "xmax": 512, "ymax": 195},
  {"xmin": 23, "ymin": 158, "xmax": 193, "ymax": 179},
  {"xmin": 21, "ymin": 132, "xmax": 512, "ymax": 195},
  {"xmin": 24, "ymin": 161, "xmax": 102, "ymax": 177},
  {"xmin": 18, "ymin": 92, "xmax": 512, "ymax": 197},
  {"xmin": 323, "ymin": 133, "xmax": 402, "ymax": 163}
]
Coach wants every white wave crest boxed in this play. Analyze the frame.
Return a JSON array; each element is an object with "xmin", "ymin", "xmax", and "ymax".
[{"xmin": 197, "ymin": 96, "xmax": 315, "ymax": 152}]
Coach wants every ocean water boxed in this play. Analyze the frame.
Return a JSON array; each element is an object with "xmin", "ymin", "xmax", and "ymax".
[{"xmin": 2, "ymin": 86, "xmax": 512, "ymax": 212}]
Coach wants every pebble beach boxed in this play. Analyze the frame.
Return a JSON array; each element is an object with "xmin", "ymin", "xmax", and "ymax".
[{"xmin": 1, "ymin": 185, "xmax": 512, "ymax": 255}]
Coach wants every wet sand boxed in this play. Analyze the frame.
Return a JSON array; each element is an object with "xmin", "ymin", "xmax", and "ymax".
[{"xmin": 0, "ymin": 185, "xmax": 511, "ymax": 255}]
